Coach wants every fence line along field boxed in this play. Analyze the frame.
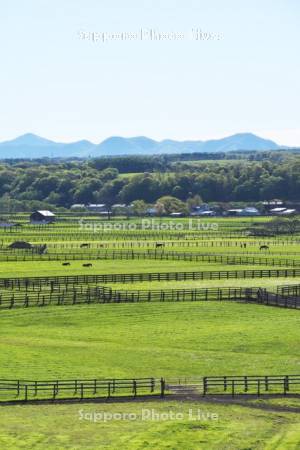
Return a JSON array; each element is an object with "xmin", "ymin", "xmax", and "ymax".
[{"xmin": 1, "ymin": 214, "xmax": 300, "ymax": 448}]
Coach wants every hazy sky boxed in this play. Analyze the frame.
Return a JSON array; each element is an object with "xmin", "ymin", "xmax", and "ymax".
[{"xmin": 0, "ymin": 0, "xmax": 299, "ymax": 145}]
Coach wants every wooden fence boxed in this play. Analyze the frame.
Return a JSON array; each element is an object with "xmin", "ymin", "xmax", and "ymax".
[
  {"xmin": 202, "ymin": 374, "xmax": 300, "ymax": 396},
  {"xmin": 256, "ymin": 289, "xmax": 300, "ymax": 309},
  {"xmin": 0, "ymin": 249, "xmax": 299, "ymax": 266},
  {"xmin": 0, "ymin": 267, "xmax": 299, "ymax": 290},
  {"xmin": 1, "ymin": 285, "xmax": 299, "ymax": 310},
  {"xmin": 0, "ymin": 230, "xmax": 247, "ymax": 241},
  {"xmin": 0, "ymin": 286, "xmax": 256, "ymax": 309},
  {"xmin": 3, "ymin": 240, "xmax": 300, "ymax": 250},
  {"xmin": 0, "ymin": 377, "xmax": 162, "ymax": 403},
  {"xmin": 1, "ymin": 374, "xmax": 300, "ymax": 403},
  {"xmin": 167, "ymin": 374, "xmax": 300, "ymax": 397},
  {"xmin": 277, "ymin": 284, "xmax": 300, "ymax": 297}
]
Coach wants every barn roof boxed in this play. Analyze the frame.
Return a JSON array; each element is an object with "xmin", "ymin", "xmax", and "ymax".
[{"xmin": 35, "ymin": 210, "xmax": 55, "ymax": 217}]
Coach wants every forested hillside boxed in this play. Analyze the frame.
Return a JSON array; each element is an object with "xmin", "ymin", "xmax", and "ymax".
[{"xmin": 0, "ymin": 152, "xmax": 299, "ymax": 211}]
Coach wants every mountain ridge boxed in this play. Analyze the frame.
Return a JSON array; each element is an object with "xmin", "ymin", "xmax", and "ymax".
[{"xmin": 0, "ymin": 132, "xmax": 288, "ymax": 158}]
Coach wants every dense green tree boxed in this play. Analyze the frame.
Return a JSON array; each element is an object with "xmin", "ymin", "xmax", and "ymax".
[{"xmin": 0, "ymin": 153, "xmax": 299, "ymax": 210}]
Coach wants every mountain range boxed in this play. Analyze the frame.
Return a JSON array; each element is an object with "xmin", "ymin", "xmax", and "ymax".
[{"xmin": 0, "ymin": 132, "xmax": 287, "ymax": 159}]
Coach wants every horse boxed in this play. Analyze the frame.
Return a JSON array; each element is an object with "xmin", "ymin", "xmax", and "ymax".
[
  {"xmin": 80, "ymin": 243, "xmax": 90, "ymax": 248},
  {"xmin": 260, "ymin": 245, "xmax": 269, "ymax": 251}
]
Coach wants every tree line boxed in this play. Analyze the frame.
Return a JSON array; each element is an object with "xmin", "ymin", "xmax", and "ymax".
[{"xmin": 0, "ymin": 153, "xmax": 299, "ymax": 211}]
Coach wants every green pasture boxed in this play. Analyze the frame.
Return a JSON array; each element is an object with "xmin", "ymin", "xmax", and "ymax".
[
  {"xmin": 108, "ymin": 277, "xmax": 300, "ymax": 291},
  {"xmin": 0, "ymin": 215, "xmax": 300, "ymax": 449},
  {"xmin": 0, "ymin": 214, "xmax": 277, "ymax": 238},
  {"xmin": 1, "ymin": 400, "xmax": 300, "ymax": 450},
  {"xmin": 0, "ymin": 302, "xmax": 299, "ymax": 380},
  {"xmin": 0, "ymin": 260, "xmax": 295, "ymax": 278}
]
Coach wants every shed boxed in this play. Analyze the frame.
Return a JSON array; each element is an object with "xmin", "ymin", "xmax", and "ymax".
[
  {"xmin": 9, "ymin": 241, "xmax": 33, "ymax": 250},
  {"xmin": 240, "ymin": 207, "xmax": 260, "ymax": 216},
  {"xmin": 30, "ymin": 210, "xmax": 56, "ymax": 224},
  {"xmin": 86, "ymin": 204, "xmax": 107, "ymax": 212}
]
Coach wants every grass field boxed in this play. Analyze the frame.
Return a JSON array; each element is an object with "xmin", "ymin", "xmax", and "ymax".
[
  {"xmin": 0, "ymin": 259, "xmax": 293, "ymax": 277},
  {"xmin": 1, "ymin": 400, "xmax": 300, "ymax": 450},
  {"xmin": 0, "ymin": 215, "xmax": 300, "ymax": 449},
  {"xmin": 108, "ymin": 277, "xmax": 300, "ymax": 291},
  {"xmin": 1, "ymin": 302, "xmax": 299, "ymax": 379}
]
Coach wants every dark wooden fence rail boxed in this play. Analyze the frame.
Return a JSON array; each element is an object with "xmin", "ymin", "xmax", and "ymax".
[
  {"xmin": 256, "ymin": 289, "xmax": 300, "ymax": 309},
  {"xmin": 1, "ymin": 374, "xmax": 300, "ymax": 403},
  {"xmin": 1, "ymin": 268, "xmax": 300, "ymax": 290},
  {"xmin": 0, "ymin": 249, "xmax": 299, "ymax": 265},
  {"xmin": 202, "ymin": 374, "xmax": 300, "ymax": 397},
  {"xmin": 1, "ymin": 230, "xmax": 300, "ymax": 243},
  {"xmin": 277, "ymin": 284, "xmax": 300, "ymax": 297},
  {"xmin": 165, "ymin": 375, "xmax": 300, "ymax": 397},
  {"xmin": 0, "ymin": 230, "xmax": 248, "ymax": 241},
  {"xmin": 1, "ymin": 285, "xmax": 299, "ymax": 310},
  {"xmin": 0, "ymin": 286, "xmax": 252, "ymax": 309},
  {"xmin": 0, "ymin": 377, "xmax": 161, "ymax": 403},
  {"xmin": 2, "ymin": 236, "xmax": 300, "ymax": 246},
  {"xmin": 3, "ymin": 240, "xmax": 300, "ymax": 251}
]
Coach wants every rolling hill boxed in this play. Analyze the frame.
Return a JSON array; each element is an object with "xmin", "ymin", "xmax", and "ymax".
[{"xmin": 0, "ymin": 132, "xmax": 283, "ymax": 158}]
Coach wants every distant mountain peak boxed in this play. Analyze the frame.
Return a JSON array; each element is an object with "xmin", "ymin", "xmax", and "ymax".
[
  {"xmin": 3, "ymin": 133, "xmax": 57, "ymax": 147},
  {"xmin": 0, "ymin": 132, "xmax": 286, "ymax": 159}
]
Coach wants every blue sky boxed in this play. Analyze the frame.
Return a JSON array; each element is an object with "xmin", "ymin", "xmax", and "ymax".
[{"xmin": 0, "ymin": 0, "xmax": 299, "ymax": 145}]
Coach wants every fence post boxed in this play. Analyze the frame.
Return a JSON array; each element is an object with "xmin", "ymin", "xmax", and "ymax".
[
  {"xmin": 24, "ymin": 385, "xmax": 28, "ymax": 402},
  {"xmin": 244, "ymin": 376, "xmax": 248, "ymax": 392},
  {"xmin": 203, "ymin": 377, "xmax": 207, "ymax": 396},
  {"xmin": 151, "ymin": 378, "xmax": 155, "ymax": 393},
  {"xmin": 231, "ymin": 381, "xmax": 235, "ymax": 398},
  {"xmin": 284, "ymin": 376, "xmax": 289, "ymax": 395},
  {"xmin": 160, "ymin": 378, "xmax": 165, "ymax": 398}
]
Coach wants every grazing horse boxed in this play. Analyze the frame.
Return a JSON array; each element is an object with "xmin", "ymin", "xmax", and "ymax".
[
  {"xmin": 62, "ymin": 262, "xmax": 71, "ymax": 266},
  {"xmin": 80, "ymin": 243, "xmax": 90, "ymax": 248},
  {"xmin": 155, "ymin": 243, "xmax": 165, "ymax": 248},
  {"xmin": 39, "ymin": 244, "xmax": 47, "ymax": 254},
  {"xmin": 260, "ymin": 245, "xmax": 269, "ymax": 251},
  {"xmin": 82, "ymin": 263, "xmax": 93, "ymax": 267}
]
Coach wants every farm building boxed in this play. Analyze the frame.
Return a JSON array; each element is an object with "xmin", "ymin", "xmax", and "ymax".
[
  {"xmin": 269, "ymin": 207, "xmax": 288, "ymax": 215},
  {"xmin": 278, "ymin": 208, "xmax": 297, "ymax": 216},
  {"xmin": 70, "ymin": 204, "xmax": 86, "ymax": 210},
  {"xmin": 240, "ymin": 207, "xmax": 260, "ymax": 216},
  {"xmin": 226, "ymin": 209, "xmax": 243, "ymax": 216},
  {"xmin": 226, "ymin": 207, "xmax": 259, "ymax": 216},
  {"xmin": 190, "ymin": 204, "xmax": 215, "ymax": 216},
  {"xmin": 170, "ymin": 212, "xmax": 185, "ymax": 217},
  {"xmin": 191, "ymin": 207, "xmax": 216, "ymax": 217},
  {"xmin": 196, "ymin": 210, "xmax": 216, "ymax": 216},
  {"xmin": 86, "ymin": 204, "xmax": 108, "ymax": 213},
  {"xmin": 9, "ymin": 241, "xmax": 32, "ymax": 250},
  {"xmin": 30, "ymin": 210, "xmax": 56, "ymax": 224}
]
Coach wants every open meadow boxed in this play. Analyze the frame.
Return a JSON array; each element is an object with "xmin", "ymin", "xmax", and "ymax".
[{"xmin": 0, "ymin": 214, "xmax": 300, "ymax": 449}]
